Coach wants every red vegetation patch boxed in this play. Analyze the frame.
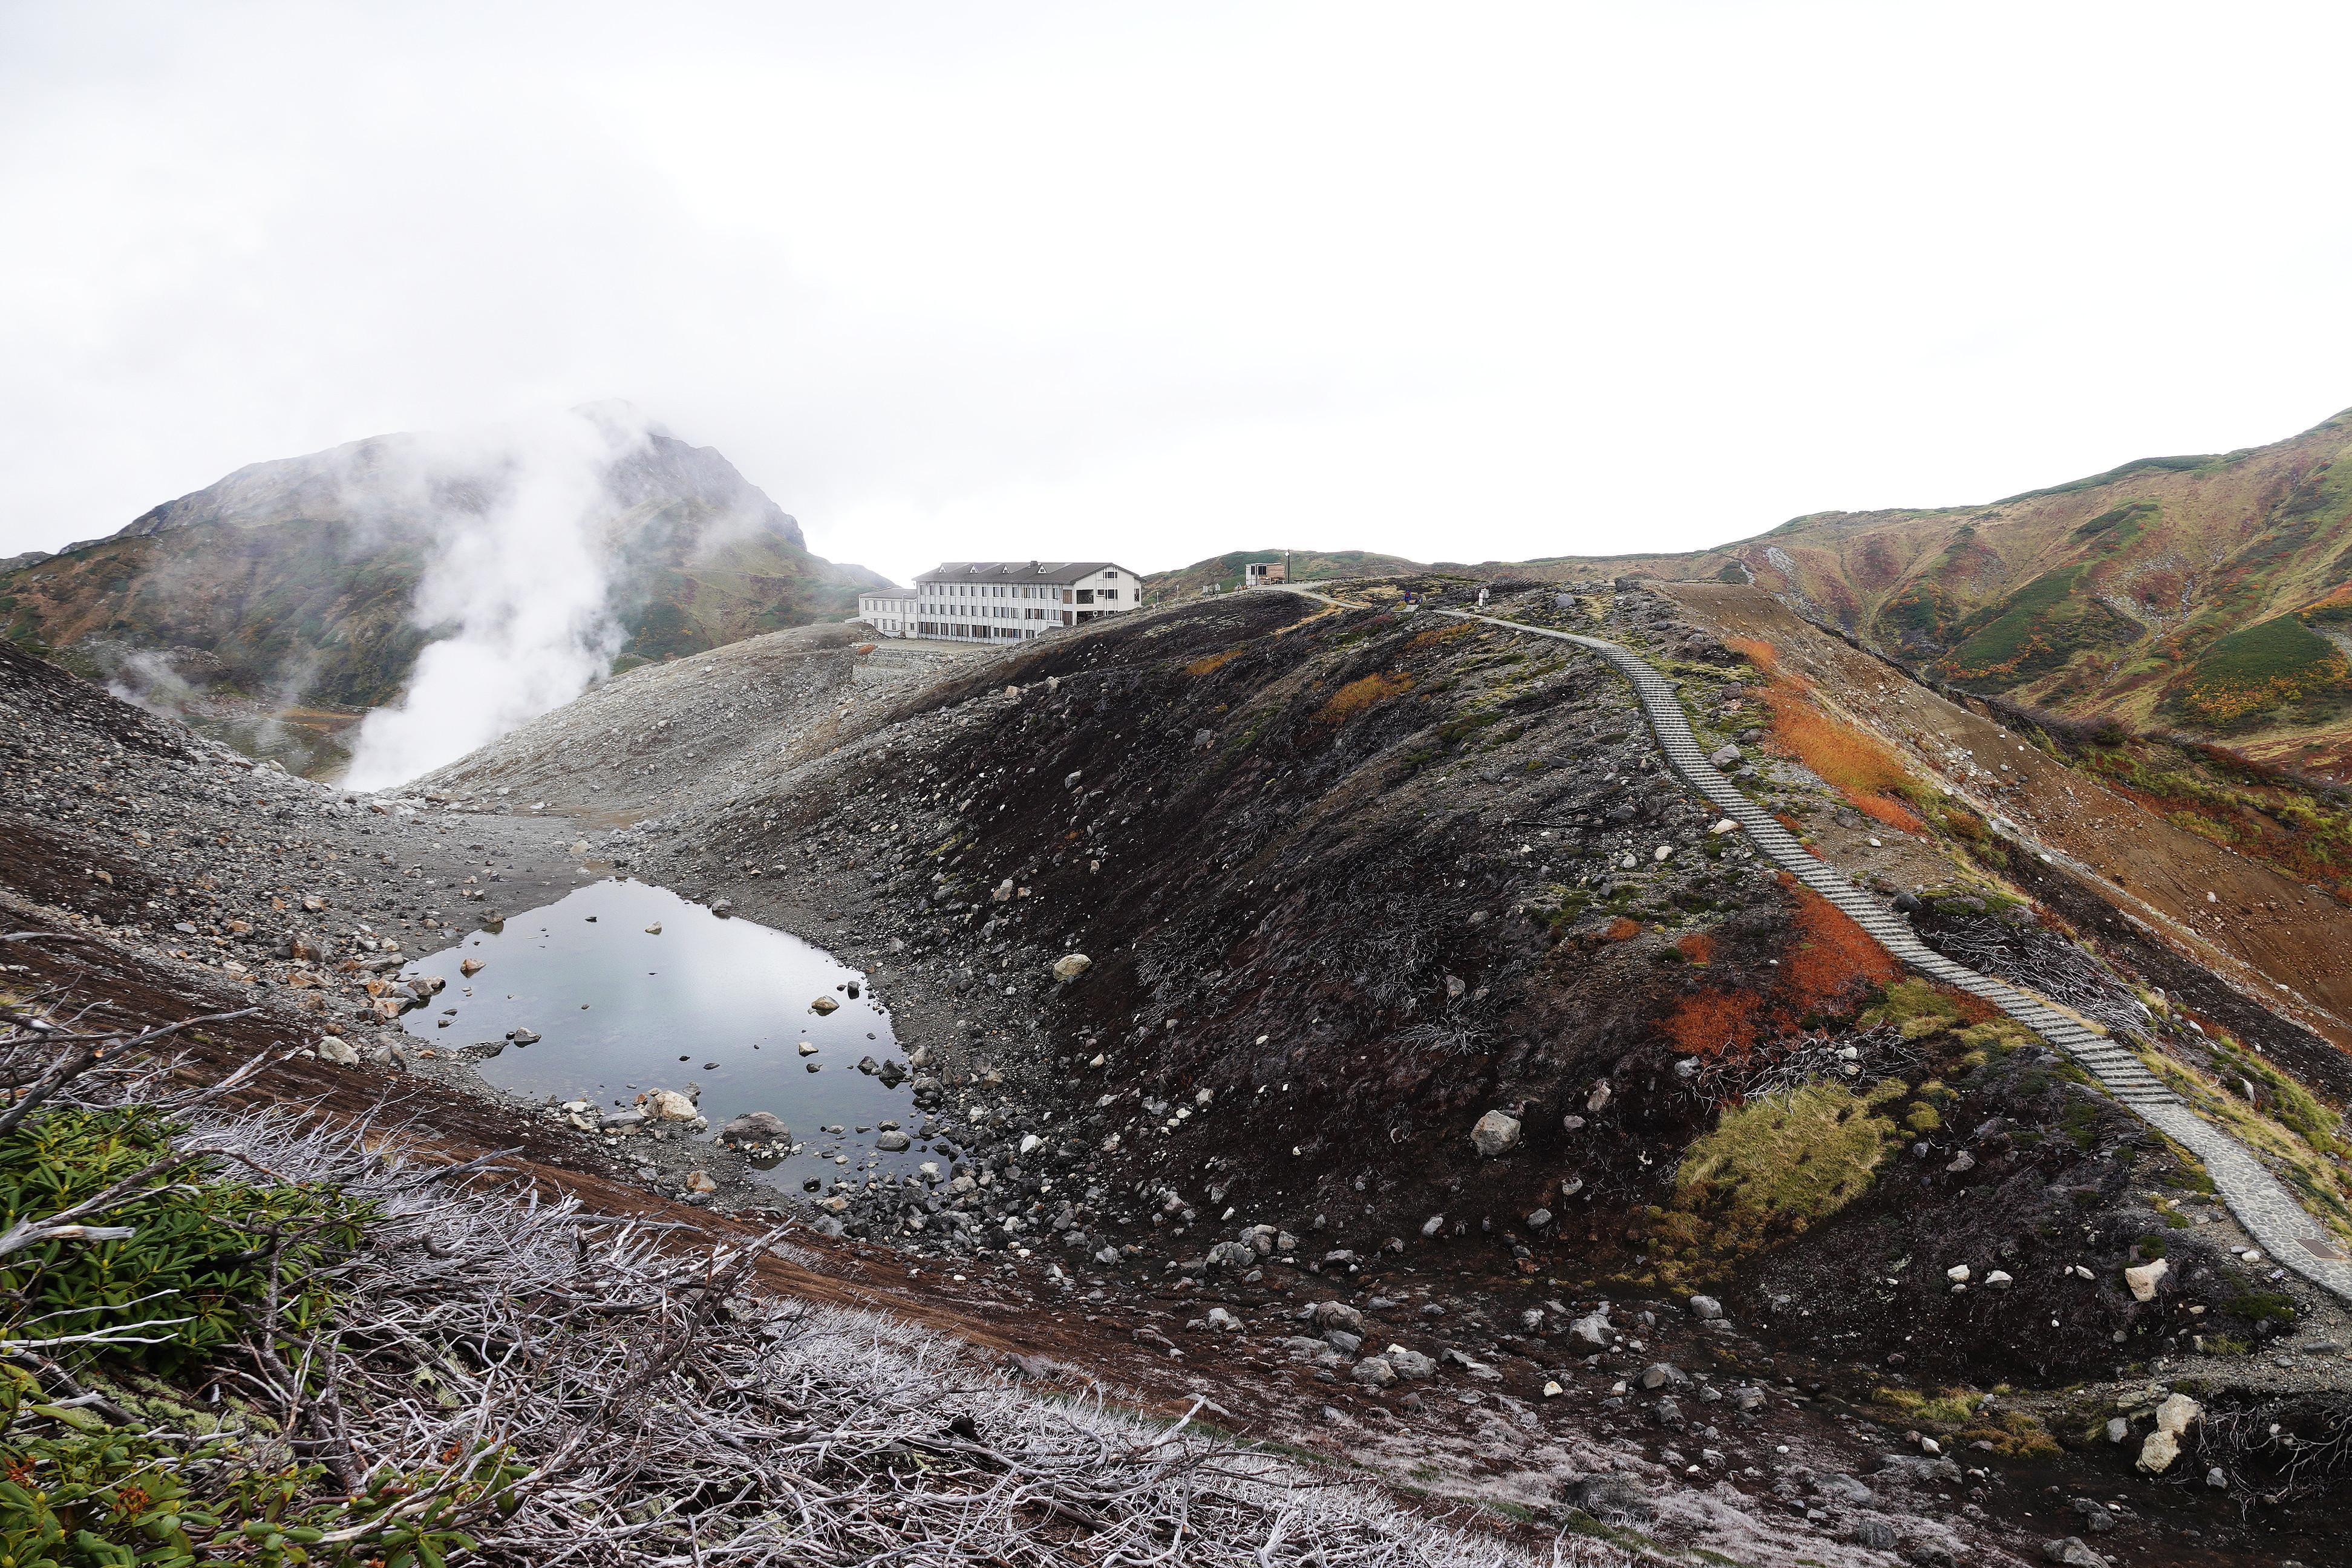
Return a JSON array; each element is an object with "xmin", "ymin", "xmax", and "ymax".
[
  {"xmin": 1783, "ymin": 889, "xmax": 1900, "ymax": 1009},
  {"xmin": 1753, "ymin": 671, "xmax": 1927, "ymax": 832},
  {"xmin": 1664, "ymin": 989, "xmax": 1762, "ymax": 1054},
  {"xmin": 1664, "ymin": 892, "xmax": 1900, "ymax": 1060},
  {"xmin": 1602, "ymin": 916, "xmax": 1644, "ymax": 943},
  {"xmin": 1725, "ymin": 635, "xmax": 1779, "ymax": 676},
  {"xmin": 1676, "ymin": 932, "xmax": 1715, "ymax": 965}
]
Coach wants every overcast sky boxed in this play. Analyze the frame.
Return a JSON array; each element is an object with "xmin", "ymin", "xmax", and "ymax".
[{"xmin": 5, "ymin": 2, "xmax": 2351, "ymax": 587}]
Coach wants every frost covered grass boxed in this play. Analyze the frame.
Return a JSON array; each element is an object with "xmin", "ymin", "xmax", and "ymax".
[{"xmin": 0, "ymin": 970, "xmax": 1633, "ymax": 1566}]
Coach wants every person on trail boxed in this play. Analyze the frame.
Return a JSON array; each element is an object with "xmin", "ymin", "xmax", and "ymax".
[{"xmin": 1477, "ymin": 587, "xmax": 1489, "ymax": 609}]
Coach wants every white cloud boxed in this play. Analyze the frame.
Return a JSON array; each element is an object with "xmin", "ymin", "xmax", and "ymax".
[{"xmin": 2, "ymin": 1, "xmax": 2349, "ymax": 589}]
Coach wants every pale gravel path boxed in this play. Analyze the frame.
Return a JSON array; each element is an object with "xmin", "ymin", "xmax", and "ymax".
[{"xmin": 1278, "ymin": 585, "xmax": 2352, "ymax": 1304}]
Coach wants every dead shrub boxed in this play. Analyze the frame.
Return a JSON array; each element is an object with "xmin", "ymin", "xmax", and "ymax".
[{"xmin": 1315, "ymin": 671, "xmax": 1413, "ymax": 723}]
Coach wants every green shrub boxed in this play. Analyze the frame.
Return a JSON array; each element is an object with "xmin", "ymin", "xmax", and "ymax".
[{"xmin": 0, "ymin": 1108, "xmax": 376, "ymax": 1371}]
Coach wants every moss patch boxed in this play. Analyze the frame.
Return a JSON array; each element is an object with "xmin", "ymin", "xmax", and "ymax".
[{"xmin": 1648, "ymin": 1079, "xmax": 1906, "ymax": 1287}]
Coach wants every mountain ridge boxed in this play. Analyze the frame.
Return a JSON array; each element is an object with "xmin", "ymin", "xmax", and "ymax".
[
  {"xmin": 1143, "ymin": 405, "xmax": 2352, "ymax": 766},
  {"xmin": 0, "ymin": 407, "xmax": 890, "ymax": 774}
]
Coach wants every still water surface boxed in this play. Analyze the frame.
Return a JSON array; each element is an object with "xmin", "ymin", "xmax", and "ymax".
[{"xmin": 398, "ymin": 879, "xmax": 926, "ymax": 1189}]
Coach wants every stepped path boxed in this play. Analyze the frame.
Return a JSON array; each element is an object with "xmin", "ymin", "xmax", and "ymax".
[{"xmin": 1277, "ymin": 586, "xmax": 2352, "ymax": 1302}]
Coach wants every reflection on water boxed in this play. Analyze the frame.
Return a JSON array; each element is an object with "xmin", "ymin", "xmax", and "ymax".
[{"xmin": 399, "ymin": 878, "xmax": 927, "ymax": 1189}]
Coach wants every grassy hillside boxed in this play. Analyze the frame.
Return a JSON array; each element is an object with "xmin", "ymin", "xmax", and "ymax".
[{"xmin": 1148, "ymin": 405, "xmax": 2352, "ymax": 760}]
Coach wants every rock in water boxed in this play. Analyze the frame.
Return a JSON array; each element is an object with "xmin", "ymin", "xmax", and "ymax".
[
  {"xmin": 810, "ymin": 996, "xmax": 840, "ymax": 1014},
  {"xmin": 644, "ymin": 922, "xmax": 662, "ymax": 935},
  {"xmin": 875, "ymin": 1131, "xmax": 912, "ymax": 1151},
  {"xmin": 459, "ymin": 956, "xmax": 485, "ymax": 976},
  {"xmin": 719, "ymin": 1111, "xmax": 791, "ymax": 1144},
  {"xmin": 1470, "ymin": 1110, "xmax": 1521, "ymax": 1157}
]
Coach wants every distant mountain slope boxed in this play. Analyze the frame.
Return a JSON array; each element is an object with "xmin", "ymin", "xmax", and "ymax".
[
  {"xmin": 1707, "ymin": 407, "xmax": 2352, "ymax": 764},
  {"xmin": 1154, "ymin": 408, "xmax": 2352, "ymax": 763},
  {"xmin": 0, "ymin": 406, "xmax": 889, "ymax": 772}
]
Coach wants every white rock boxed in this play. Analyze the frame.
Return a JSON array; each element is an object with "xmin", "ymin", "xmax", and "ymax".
[
  {"xmin": 1945, "ymin": 1264, "xmax": 1971, "ymax": 1283},
  {"xmin": 1019, "ymin": 1133, "xmax": 1044, "ymax": 1155},
  {"xmin": 1470, "ymin": 1111, "xmax": 1521, "ymax": 1158},
  {"xmin": 1052, "ymin": 953, "xmax": 1092, "ymax": 981},
  {"xmin": 2123, "ymin": 1258, "xmax": 2169, "ymax": 1302}
]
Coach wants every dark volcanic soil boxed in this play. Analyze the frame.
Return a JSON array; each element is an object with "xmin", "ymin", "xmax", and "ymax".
[{"xmin": 8, "ymin": 603, "xmax": 2351, "ymax": 1566}]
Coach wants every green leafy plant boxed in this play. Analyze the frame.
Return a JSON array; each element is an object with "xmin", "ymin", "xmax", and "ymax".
[{"xmin": 0, "ymin": 1108, "xmax": 375, "ymax": 1372}]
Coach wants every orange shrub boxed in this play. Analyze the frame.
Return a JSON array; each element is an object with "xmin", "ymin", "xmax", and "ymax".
[
  {"xmin": 1662, "ymin": 893, "xmax": 1895, "ymax": 1060},
  {"xmin": 1782, "ymin": 890, "xmax": 1900, "ymax": 1010},
  {"xmin": 1665, "ymin": 989, "xmax": 1760, "ymax": 1056},
  {"xmin": 1677, "ymin": 932, "xmax": 1716, "ymax": 965},
  {"xmin": 1602, "ymin": 916, "xmax": 1644, "ymax": 942},
  {"xmin": 1316, "ymin": 671, "xmax": 1414, "ymax": 722},
  {"xmin": 1756, "ymin": 677, "xmax": 1926, "ymax": 832},
  {"xmin": 1408, "ymin": 623, "xmax": 1478, "ymax": 650},
  {"xmin": 1184, "ymin": 647, "xmax": 1246, "ymax": 676},
  {"xmin": 1725, "ymin": 635, "xmax": 1779, "ymax": 676}
]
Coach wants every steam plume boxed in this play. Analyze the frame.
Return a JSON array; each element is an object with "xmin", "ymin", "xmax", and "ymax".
[{"xmin": 342, "ymin": 405, "xmax": 650, "ymax": 790}]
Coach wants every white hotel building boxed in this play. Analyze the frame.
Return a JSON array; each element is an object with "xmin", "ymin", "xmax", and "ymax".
[{"xmin": 860, "ymin": 561, "xmax": 1142, "ymax": 642}]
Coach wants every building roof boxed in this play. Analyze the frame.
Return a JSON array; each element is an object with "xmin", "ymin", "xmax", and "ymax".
[
  {"xmin": 916, "ymin": 560, "xmax": 1134, "ymax": 585},
  {"xmin": 859, "ymin": 587, "xmax": 919, "ymax": 600}
]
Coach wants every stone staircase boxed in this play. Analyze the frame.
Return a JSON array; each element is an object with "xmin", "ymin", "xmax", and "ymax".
[{"xmin": 1439, "ymin": 604, "xmax": 2352, "ymax": 1303}]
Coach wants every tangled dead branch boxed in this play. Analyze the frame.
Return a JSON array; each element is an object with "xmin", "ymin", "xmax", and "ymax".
[{"xmin": 0, "ymin": 947, "xmax": 1632, "ymax": 1566}]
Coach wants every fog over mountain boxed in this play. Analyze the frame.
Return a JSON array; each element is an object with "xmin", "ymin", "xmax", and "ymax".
[{"xmin": 0, "ymin": 403, "xmax": 886, "ymax": 782}]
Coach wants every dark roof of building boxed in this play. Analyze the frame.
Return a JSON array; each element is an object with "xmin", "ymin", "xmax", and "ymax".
[{"xmin": 916, "ymin": 560, "xmax": 1133, "ymax": 584}]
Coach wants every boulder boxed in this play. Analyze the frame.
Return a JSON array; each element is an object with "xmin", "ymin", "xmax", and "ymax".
[
  {"xmin": 315, "ymin": 1036, "xmax": 361, "ymax": 1067},
  {"xmin": 1638, "ymin": 1363, "xmax": 1689, "ymax": 1391},
  {"xmin": 1206, "ymin": 1240, "xmax": 1257, "ymax": 1270},
  {"xmin": 1383, "ymin": 1345, "xmax": 1437, "ymax": 1379},
  {"xmin": 644, "ymin": 1089, "xmax": 698, "ymax": 1122},
  {"xmin": 719, "ymin": 1111, "xmax": 791, "ymax": 1143},
  {"xmin": 2069, "ymin": 1498, "xmax": 2115, "ymax": 1535},
  {"xmin": 1351, "ymin": 1357, "xmax": 1397, "ymax": 1387},
  {"xmin": 2123, "ymin": 1258, "xmax": 2169, "ymax": 1301},
  {"xmin": 459, "ymin": 957, "xmax": 485, "ymax": 976},
  {"xmin": 875, "ymin": 1131, "xmax": 912, "ymax": 1152},
  {"xmin": 2042, "ymin": 1540, "xmax": 2104, "ymax": 1567},
  {"xmin": 1561, "ymin": 1474, "xmax": 1651, "ymax": 1523},
  {"xmin": 1566, "ymin": 1312, "xmax": 1612, "ymax": 1350},
  {"xmin": 1470, "ymin": 1110, "xmax": 1522, "ymax": 1158},
  {"xmin": 810, "ymin": 996, "xmax": 840, "ymax": 1014},
  {"xmin": 1052, "ymin": 953, "xmax": 1092, "ymax": 982},
  {"xmin": 1312, "ymin": 1300, "xmax": 1365, "ymax": 1335},
  {"xmin": 2136, "ymin": 1393, "xmax": 2202, "ymax": 1473},
  {"xmin": 1687, "ymin": 1294, "xmax": 1723, "ymax": 1321}
]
